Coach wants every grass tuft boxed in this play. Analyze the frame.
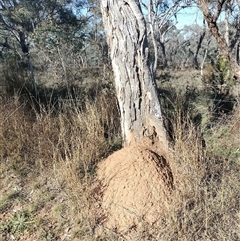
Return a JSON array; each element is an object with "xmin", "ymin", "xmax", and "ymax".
[{"xmin": 0, "ymin": 85, "xmax": 239, "ymax": 240}]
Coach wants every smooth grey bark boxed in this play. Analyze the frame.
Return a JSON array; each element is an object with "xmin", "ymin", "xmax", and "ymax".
[
  {"xmin": 100, "ymin": 0, "xmax": 167, "ymax": 147},
  {"xmin": 230, "ymin": 0, "xmax": 240, "ymax": 65},
  {"xmin": 224, "ymin": 0, "xmax": 232, "ymax": 47},
  {"xmin": 148, "ymin": 0, "xmax": 158, "ymax": 76}
]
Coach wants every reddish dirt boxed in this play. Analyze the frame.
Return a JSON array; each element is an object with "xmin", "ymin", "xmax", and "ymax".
[{"xmin": 96, "ymin": 140, "xmax": 173, "ymax": 236}]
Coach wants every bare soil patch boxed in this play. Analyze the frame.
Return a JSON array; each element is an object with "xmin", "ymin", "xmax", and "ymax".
[{"xmin": 96, "ymin": 140, "xmax": 173, "ymax": 236}]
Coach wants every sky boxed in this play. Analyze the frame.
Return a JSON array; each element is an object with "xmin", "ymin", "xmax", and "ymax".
[
  {"xmin": 77, "ymin": 3, "xmax": 204, "ymax": 29},
  {"xmin": 138, "ymin": 1, "xmax": 204, "ymax": 29},
  {"xmin": 176, "ymin": 6, "xmax": 203, "ymax": 29}
]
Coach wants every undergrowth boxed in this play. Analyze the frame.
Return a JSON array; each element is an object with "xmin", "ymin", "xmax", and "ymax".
[
  {"xmin": 0, "ymin": 89, "xmax": 121, "ymax": 240},
  {"xmin": 0, "ymin": 86, "xmax": 239, "ymax": 240}
]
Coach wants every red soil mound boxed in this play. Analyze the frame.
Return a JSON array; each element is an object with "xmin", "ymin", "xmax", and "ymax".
[{"xmin": 96, "ymin": 141, "xmax": 173, "ymax": 235}]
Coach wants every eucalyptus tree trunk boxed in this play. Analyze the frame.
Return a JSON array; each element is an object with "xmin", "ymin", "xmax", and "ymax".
[
  {"xmin": 100, "ymin": 0, "xmax": 167, "ymax": 147},
  {"xmin": 199, "ymin": 0, "xmax": 240, "ymax": 81}
]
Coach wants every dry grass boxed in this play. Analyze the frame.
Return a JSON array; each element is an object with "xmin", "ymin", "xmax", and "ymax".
[
  {"xmin": 160, "ymin": 104, "xmax": 240, "ymax": 241},
  {"xmin": 0, "ymin": 87, "xmax": 239, "ymax": 240},
  {"xmin": 0, "ymin": 90, "xmax": 121, "ymax": 240}
]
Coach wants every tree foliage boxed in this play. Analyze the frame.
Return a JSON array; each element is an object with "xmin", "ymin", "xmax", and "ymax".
[{"xmin": 0, "ymin": 0, "xmax": 239, "ymax": 92}]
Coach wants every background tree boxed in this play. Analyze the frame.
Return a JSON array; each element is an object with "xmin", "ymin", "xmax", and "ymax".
[
  {"xmin": 229, "ymin": 0, "xmax": 240, "ymax": 65},
  {"xmin": 193, "ymin": 20, "xmax": 206, "ymax": 69},
  {"xmin": 0, "ymin": 0, "xmax": 87, "ymax": 56},
  {"xmin": 199, "ymin": 0, "xmax": 240, "ymax": 80},
  {"xmin": 141, "ymin": 0, "xmax": 186, "ymax": 71},
  {"xmin": 0, "ymin": 0, "xmax": 90, "ymax": 92}
]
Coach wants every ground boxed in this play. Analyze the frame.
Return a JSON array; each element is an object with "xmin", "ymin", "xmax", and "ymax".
[{"xmin": 0, "ymin": 70, "xmax": 240, "ymax": 240}]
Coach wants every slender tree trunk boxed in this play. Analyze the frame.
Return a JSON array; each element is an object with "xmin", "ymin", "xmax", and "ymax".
[
  {"xmin": 159, "ymin": 40, "xmax": 168, "ymax": 69},
  {"xmin": 148, "ymin": 0, "xmax": 158, "ymax": 76},
  {"xmin": 224, "ymin": 1, "xmax": 232, "ymax": 47},
  {"xmin": 199, "ymin": 0, "xmax": 240, "ymax": 81},
  {"xmin": 100, "ymin": 0, "xmax": 167, "ymax": 147},
  {"xmin": 201, "ymin": 39, "xmax": 211, "ymax": 76},
  {"xmin": 237, "ymin": 42, "xmax": 240, "ymax": 65},
  {"xmin": 194, "ymin": 20, "xmax": 206, "ymax": 69}
]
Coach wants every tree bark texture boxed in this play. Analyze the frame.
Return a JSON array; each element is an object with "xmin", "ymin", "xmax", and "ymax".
[
  {"xmin": 199, "ymin": 0, "xmax": 240, "ymax": 81},
  {"xmin": 100, "ymin": 0, "xmax": 167, "ymax": 147}
]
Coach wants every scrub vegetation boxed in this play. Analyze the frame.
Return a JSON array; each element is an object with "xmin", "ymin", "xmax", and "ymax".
[{"xmin": 0, "ymin": 0, "xmax": 240, "ymax": 240}]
